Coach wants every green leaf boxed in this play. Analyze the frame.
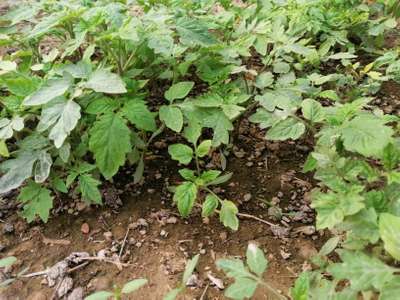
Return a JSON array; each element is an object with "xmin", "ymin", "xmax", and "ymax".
[
  {"xmin": 0, "ymin": 140, "xmax": 9, "ymax": 157},
  {"xmin": 312, "ymin": 189, "xmax": 365, "ymax": 229},
  {"xmin": 84, "ymin": 291, "xmax": 113, "ymax": 300},
  {"xmin": 203, "ymin": 111, "xmax": 233, "ymax": 146},
  {"xmin": 380, "ymin": 277, "xmax": 400, "ymax": 300},
  {"xmin": 34, "ymin": 151, "xmax": 52, "ymax": 183},
  {"xmin": 51, "ymin": 177, "xmax": 68, "ymax": 193},
  {"xmin": 0, "ymin": 151, "xmax": 39, "ymax": 194},
  {"xmin": 168, "ymin": 144, "xmax": 193, "ymax": 165},
  {"xmin": 291, "ymin": 272, "xmax": 310, "ymax": 300},
  {"xmin": 379, "ymin": 213, "xmax": 400, "ymax": 260},
  {"xmin": 159, "ymin": 106, "xmax": 183, "ymax": 132},
  {"xmin": 383, "ymin": 143, "xmax": 400, "ymax": 170},
  {"xmin": 266, "ymin": 118, "xmax": 305, "ymax": 141},
  {"xmin": 182, "ymin": 254, "xmax": 200, "ymax": 284},
  {"xmin": 122, "ymin": 99, "xmax": 156, "ymax": 132},
  {"xmin": 164, "ymin": 81, "xmax": 194, "ymax": 102},
  {"xmin": 178, "ymin": 169, "xmax": 196, "ymax": 181},
  {"xmin": 86, "ymin": 97, "xmax": 119, "ymax": 115},
  {"xmin": 216, "ymin": 259, "xmax": 251, "ymax": 278},
  {"xmin": 273, "ymin": 61, "xmax": 290, "ymax": 74},
  {"xmin": 18, "ymin": 182, "xmax": 53, "ymax": 223},
  {"xmin": 79, "ymin": 174, "xmax": 102, "ymax": 204},
  {"xmin": 327, "ymin": 250, "xmax": 396, "ymax": 291},
  {"xmin": 173, "ymin": 182, "xmax": 197, "ymax": 217},
  {"xmin": 196, "ymin": 140, "xmax": 211, "ymax": 158},
  {"xmin": 121, "ymin": 278, "xmax": 148, "ymax": 294},
  {"xmin": 38, "ymin": 99, "xmax": 81, "ymax": 148},
  {"xmin": 319, "ymin": 236, "xmax": 340, "ymax": 256},
  {"xmin": 176, "ymin": 17, "xmax": 217, "ymax": 46},
  {"xmin": 199, "ymin": 170, "xmax": 222, "ymax": 183},
  {"xmin": 224, "ymin": 277, "xmax": 258, "ymax": 300},
  {"xmin": 301, "ymin": 99, "xmax": 325, "ymax": 123},
  {"xmin": 183, "ymin": 121, "xmax": 202, "ymax": 144},
  {"xmin": 246, "ymin": 243, "xmax": 268, "ymax": 277},
  {"xmin": 341, "ymin": 116, "xmax": 393, "ymax": 157},
  {"xmin": 0, "ymin": 256, "xmax": 17, "ymax": 268},
  {"xmin": 26, "ymin": 13, "xmax": 62, "ymax": 39},
  {"xmin": 89, "ymin": 113, "xmax": 131, "ymax": 179},
  {"xmin": 23, "ymin": 77, "xmax": 72, "ymax": 106},
  {"xmin": 255, "ymin": 72, "xmax": 274, "ymax": 89},
  {"xmin": 85, "ymin": 69, "xmax": 127, "ymax": 94},
  {"xmin": 206, "ymin": 172, "xmax": 232, "ymax": 186},
  {"xmin": 328, "ymin": 52, "xmax": 357, "ymax": 60},
  {"xmin": 220, "ymin": 200, "xmax": 239, "ymax": 231},
  {"xmin": 202, "ymin": 194, "xmax": 219, "ymax": 217}
]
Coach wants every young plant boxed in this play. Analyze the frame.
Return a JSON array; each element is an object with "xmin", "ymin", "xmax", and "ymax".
[
  {"xmin": 216, "ymin": 243, "xmax": 285, "ymax": 300},
  {"xmin": 0, "ymin": 256, "xmax": 28, "ymax": 288},
  {"xmin": 163, "ymin": 254, "xmax": 200, "ymax": 300},
  {"xmin": 85, "ymin": 278, "xmax": 147, "ymax": 300},
  {"xmin": 168, "ymin": 137, "xmax": 238, "ymax": 230}
]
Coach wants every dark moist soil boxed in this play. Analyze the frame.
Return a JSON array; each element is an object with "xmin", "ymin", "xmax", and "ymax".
[{"xmin": 0, "ymin": 117, "xmax": 324, "ymax": 300}]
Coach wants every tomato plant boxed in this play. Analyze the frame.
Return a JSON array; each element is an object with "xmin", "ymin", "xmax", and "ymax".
[{"xmin": 0, "ymin": 0, "xmax": 399, "ymax": 298}]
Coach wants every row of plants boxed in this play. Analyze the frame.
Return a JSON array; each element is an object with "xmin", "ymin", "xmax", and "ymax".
[{"xmin": 0, "ymin": 0, "xmax": 399, "ymax": 298}]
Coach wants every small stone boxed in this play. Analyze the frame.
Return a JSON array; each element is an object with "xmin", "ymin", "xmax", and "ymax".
[
  {"xmin": 135, "ymin": 242, "xmax": 142, "ymax": 248},
  {"xmin": 280, "ymin": 249, "xmax": 291, "ymax": 260},
  {"xmin": 103, "ymin": 231, "xmax": 113, "ymax": 241},
  {"xmin": 219, "ymin": 232, "xmax": 228, "ymax": 241},
  {"xmin": 160, "ymin": 230, "xmax": 168, "ymax": 238},
  {"xmin": 166, "ymin": 216, "xmax": 177, "ymax": 224},
  {"xmin": 243, "ymin": 193, "xmax": 252, "ymax": 202},
  {"xmin": 67, "ymin": 287, "xmax": 84, "ymax": 300},
  {"xmin": 57, "ymin": 276, "xmax": 73, "ymax": 298},
  {"xmin": 76, "ymin": 202, "xmax": 87, "ymax": 212},
  {"xmin": 137, "ymin": 218, "xmax": 149, "ymax": 227},
  {"xmin": 139, "ymin": 229, "xmax": 147, "ymax": 235},
  {"xmin": 80, "ymin": 223, "xmax": 90, "ymax": 234},
  {"xmin": 207, "ymin": 273, "xmax": 224, "ymax": 290},
  {"xmin": 3, "ymin": 223, "xmax": 14, "ymax": 234},
  {"xmin": 186, "ymin": 274, "xmax": 201, "ymax": 287},
  {"xmin": 200, "ymin": 249, "xmax": 206, "ymax": 255}
]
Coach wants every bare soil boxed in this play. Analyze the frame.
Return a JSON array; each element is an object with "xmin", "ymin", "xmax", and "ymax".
[{"xmin": 0, "ymin": 118, "xmax": 324, "ymax": 300}]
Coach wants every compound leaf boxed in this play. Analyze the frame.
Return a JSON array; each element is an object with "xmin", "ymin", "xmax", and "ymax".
[{"xmin": 89, "ymin": 113, "xmax": 131, "ymax": 179}]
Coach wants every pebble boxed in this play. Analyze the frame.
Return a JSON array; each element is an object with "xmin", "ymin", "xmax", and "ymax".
[
  {"xmin": 103, "ymin": 231, "xmax": 113, "ymax": 241},
  {"xmin": 160, "ymin": 230, "xmax": 168, "ymax": 238},
  {"xmin": 166, "ymin": 216, "xmax": 177, "ymax": 224},
  {"xmin": 219, "ymin": 232, "xmax": 228, "ymax": 241},
  {"xmin": 80, "ymin": 223, "xmax": 90, "ymax": 234},
  {"xmin": 57, "ymin": 276, "xmax": 73, "ymax": 298},
  {"xmin": 67, "ymin": 287, "xmax": 84, "ymax": 300},
  {"xmin": 3, "ymin": 223, "xmax": 14, "ymax": 234},
  {"xmin": 243, "ymin": 193, "xmax": 252, "ymax": 202}
]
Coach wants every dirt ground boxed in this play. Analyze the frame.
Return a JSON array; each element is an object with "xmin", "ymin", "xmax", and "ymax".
[
  {"xmin": 0, "ymin": 4, "xmax": 399, "ymax": 299},
  {"xmin": 0, "ymin": 117, "xmax": 325, "ymax": 300}
]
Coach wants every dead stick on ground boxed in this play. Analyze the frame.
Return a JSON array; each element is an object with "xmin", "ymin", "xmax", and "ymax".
[
  {"xmin": 237, "ymin": 212, "xmax": 276, "ymax": 227},
  {"xmin": 119, "ymin": 227, "xmax": 130, "ymax": 258},
  {"xmin": 200, "ymin": 283, "xmax": 209, "ymax": 300}
]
